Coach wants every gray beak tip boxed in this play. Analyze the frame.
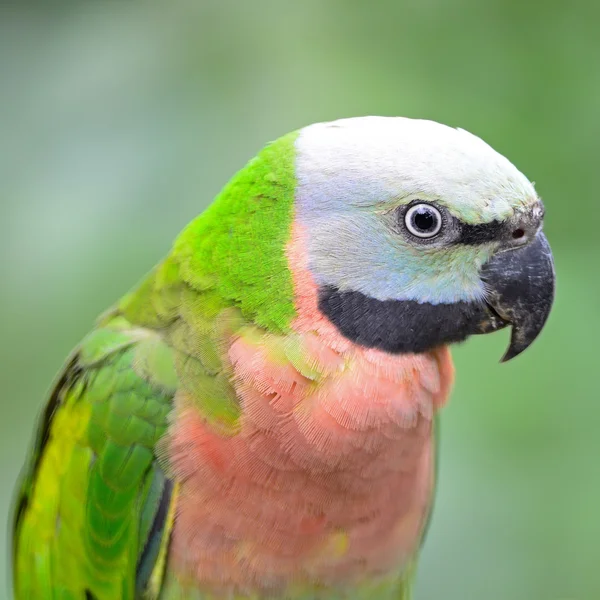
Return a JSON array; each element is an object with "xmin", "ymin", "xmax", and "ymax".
[{"xmin": 499, "ymin": 343, "xmax": 524, "ymax": 363}]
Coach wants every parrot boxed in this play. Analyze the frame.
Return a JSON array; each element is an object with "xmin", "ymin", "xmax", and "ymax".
[{"xmin": 11, "ymin": 116, "xmax": 555, "ymax": 600}]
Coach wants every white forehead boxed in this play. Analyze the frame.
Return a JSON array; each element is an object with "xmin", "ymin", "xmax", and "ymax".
[{"xmin": 295, "ymin": 116, "xmax": 536, "ymax": 224}]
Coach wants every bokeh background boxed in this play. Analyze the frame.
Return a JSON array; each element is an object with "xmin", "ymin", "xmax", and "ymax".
[{"xmin": 1, "ymin": 2, "xmax": 599, "ymax": 598}]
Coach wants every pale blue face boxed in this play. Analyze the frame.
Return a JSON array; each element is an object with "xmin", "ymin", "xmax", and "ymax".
[{"xmin": 294, "ymin": 117, "xmax": 541, "ymax": 305}]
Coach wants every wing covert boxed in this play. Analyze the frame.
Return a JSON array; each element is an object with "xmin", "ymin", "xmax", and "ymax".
[{"xmin": 12, "ymin": 318, "xmax": 178, "ymax": 600}]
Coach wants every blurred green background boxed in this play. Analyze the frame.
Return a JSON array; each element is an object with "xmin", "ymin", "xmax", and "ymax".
[{"xmin": 1, "ymin": 1, "xmax": 598, "ymax": 599}]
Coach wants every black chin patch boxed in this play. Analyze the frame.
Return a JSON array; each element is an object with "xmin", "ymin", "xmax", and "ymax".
[{"xmin": 318, "ymin": 285, "xmax": 488, "ymax": 354}]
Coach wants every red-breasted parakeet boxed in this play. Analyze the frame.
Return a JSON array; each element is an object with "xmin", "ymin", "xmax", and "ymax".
[{"xmin": 12, "ymin": 117, "xmax": 555, "ymax": 599}]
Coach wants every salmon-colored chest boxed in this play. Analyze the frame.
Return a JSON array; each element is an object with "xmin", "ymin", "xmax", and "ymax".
[
  {"xmin": 166, "ymin": 327, "xmax": 453, "ymax": 597},
  {"xmin": 164, "ymin": 221, "xmax": 454, "ymax": 596}
]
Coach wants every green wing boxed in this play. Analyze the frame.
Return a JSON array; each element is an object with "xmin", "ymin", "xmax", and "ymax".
[{"xmin": 12, "ymin": 316, "xmax": 179, "ymax": 600}]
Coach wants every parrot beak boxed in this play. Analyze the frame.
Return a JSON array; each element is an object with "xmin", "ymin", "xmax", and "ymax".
[{"xmin": 477, "ymin": 231, "xmax": 555, "ymax": 362}]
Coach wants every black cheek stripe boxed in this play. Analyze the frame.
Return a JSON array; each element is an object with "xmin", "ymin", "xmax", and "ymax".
[{"xmin": 318, "ymin": 285, "xmax": 488, "ymax": 354}]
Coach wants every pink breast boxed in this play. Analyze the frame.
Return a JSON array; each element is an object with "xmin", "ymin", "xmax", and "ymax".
[{"xmin": 165, "ymin": 221, "xmax": 454, "ymax": 596}]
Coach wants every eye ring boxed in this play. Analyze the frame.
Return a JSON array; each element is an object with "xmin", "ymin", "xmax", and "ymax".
[{"xmin": 404, "ymin": 203, "xmax": 443, "ymax": 239}]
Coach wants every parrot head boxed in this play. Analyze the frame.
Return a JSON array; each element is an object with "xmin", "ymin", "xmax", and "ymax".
[{"xmin": 293, "ymin": 116, "xmax": 555, "ymax": 360}]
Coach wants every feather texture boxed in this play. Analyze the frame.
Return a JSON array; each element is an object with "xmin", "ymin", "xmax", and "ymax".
[{"xmin": 12, "ymin": 320, "xmax": 177, "ymax": 599}]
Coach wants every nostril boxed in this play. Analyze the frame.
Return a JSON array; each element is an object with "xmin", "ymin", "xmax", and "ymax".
[{"xmin": 512, "ymin": 228, "xmax": 525, "ymax": 240}]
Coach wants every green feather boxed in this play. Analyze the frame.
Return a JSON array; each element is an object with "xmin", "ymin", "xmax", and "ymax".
[
  {"xmin": 171, "ymin": 130, "xmax": 298, "ymax": 332},
  {"xmin": 12, "ymin": 320, "xmax": 176, "ymax": 599}
]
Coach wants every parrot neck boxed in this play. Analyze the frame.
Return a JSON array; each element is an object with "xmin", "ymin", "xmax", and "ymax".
[{"xmin": 286, "ymin": 220, "xmax": 455, "ymax": 396}]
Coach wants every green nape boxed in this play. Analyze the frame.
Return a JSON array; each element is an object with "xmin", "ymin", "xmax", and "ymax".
[
  {"xmin": 116, "ymin": 131, "xmax": 300, "ymax": 432},
  {"xmin": 172, "ymin": 130, "xmax": 299, "ymax": 332}
]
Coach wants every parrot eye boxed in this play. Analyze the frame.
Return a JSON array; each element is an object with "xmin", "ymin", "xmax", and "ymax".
[{"xmin": 404, "ymin": 203, "xmax": 443, "ymax": 238}]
